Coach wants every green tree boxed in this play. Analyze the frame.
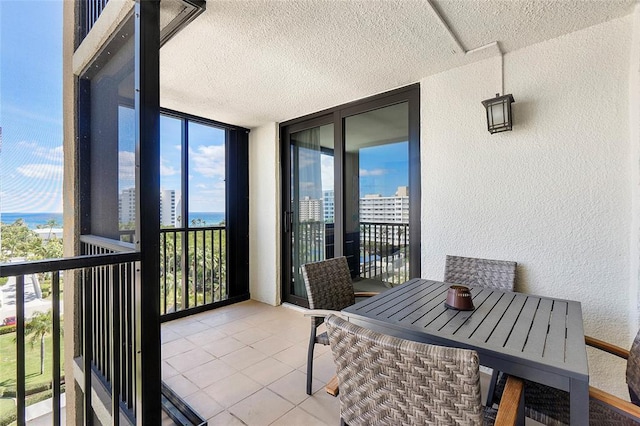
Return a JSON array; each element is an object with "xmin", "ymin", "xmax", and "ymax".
[
  {"xmin": 25, "ymin": 311, "xmax": 52, "ymax": 375},
  {"xmin": 0, "ymin": 220, "xmax": 43, "ymax": 262},
  {"xmin": 36, "ymin": 218, "xmax": 61, "ymax": 241}
]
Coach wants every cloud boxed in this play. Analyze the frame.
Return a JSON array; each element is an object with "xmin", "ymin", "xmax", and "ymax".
[
  {"xmin": 191, "ymin": 145, "xmax": 225, "ymax": 178},
  {"xmin": 4, "ymin": 103, "xmax": 63, "ymax": 126},
  {"xmin": 16, "ymin": 142, "xmax": 63, "ymax": 162},
  {"xmin": 16, "ymin": 164, "xmax": 63, "ymax": 179},
  {"xmin": 119, "ymin": 151, "xmax": 136, "ymax": 181},
  {"xmin": 160, "ymin": 157, "xmax": 178, "ymax": 176},
  {"xmin": 321, "ymin": 155, "xmax": 334, "ymax": 191},
  {"xmin": 360, "ymin": 168, "xmax": 387, "ymax": 177}
]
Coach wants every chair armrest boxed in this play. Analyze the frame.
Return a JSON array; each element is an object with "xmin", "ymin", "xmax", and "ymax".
[
  {"xmin": 495, "ymin": 376, "xmax": 524, "ymax": 426},
  {"xmin": 590, "ymin": 386, "xmax": 640, "ymax": 420},
  {"xmin": 354, "ymin": 291, "xmax": 378, "ymax": 298},
  {"xmin": 585, "ymin": 335, "xmax": 629, "ymax": 359},
  {"xmin": 303, "ymin": 309, "xmax": 345, "ymax": 319}
]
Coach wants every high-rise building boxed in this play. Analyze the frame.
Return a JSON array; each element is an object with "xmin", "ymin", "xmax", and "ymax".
[
  {"xmin": 118, "ymin": 187, "xmax": 136, "ymax": 225},
  {"xmin": 299, "ymin": 196, "xmax": 323, "ymax": 222},
  {"xmin": 119, "ymin": 188, "xmax": 177, "ymax": 227},
  {"xmin": 160, "ymin": 190, "xmax": 176, "ymax": 227},
  {"xmin": 359, "ymin": 186, "xmax": 409, "ymax": 223},
  {"xmin": 323, "ymin": 190, "xmax": 334, "ymax": 222}
]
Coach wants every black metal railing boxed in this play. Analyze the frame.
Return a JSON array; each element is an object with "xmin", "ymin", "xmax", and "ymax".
[
  {"xmin": 160, "ymin": 226, "xmax": 227, "ymax": 317},
  {"xmin": 81, "ymin": 0, "xmax": 110, "ymax": 40},
  {"xmin": 359, "ymin": 222, "xmax": 410, "ymax": 287},
  {"xmin": 293, "ymin": 221, "xmax": 409, "ymax": 287},
  {"xmin": 0, "ymin": 248, "xmax": 140, "ymax": 425}
]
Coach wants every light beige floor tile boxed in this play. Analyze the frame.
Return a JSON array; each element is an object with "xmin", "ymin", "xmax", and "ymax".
[
  {"xmin": 308, "ymin": 351, "xmax": 336, "ymax": 383},
  {"xmin": 162, "ymin": 338, "xmax": 196, "ymax": 360},
  {"xmin": 184, "ymin": 391, "xmax": 225, "ymax": 420},
  {"xmin": 270, "ymin": 407, "xmax": 327, "ymax": 426},
  {"xmin": 165, "ymin": 320, "xmax": 211, "ymax": 337},
  {"xmin": 250, "ymin": 335, "xmax": 295, "ymax": 356},
  {"xmin": 202, "ymin": 336, "xmax": 246, "ymax": 358},
  {"xmin": 221, "ymin": 346, "xmax": 268, "ymax": 370},
  {"xmin": 229, "ymin": 388, "xmax": 295, "ymax": 426},
  {"xmin": 164, "ymin": 374, "xmax": 199, "ymax": 399},
  {"xmin": 299, "ymin": 388, "xmax": 341, "ymax": 425},
  {"xmin": 279, "ymin": 324, "xmax": 311, "ymax": 344},
  {"xmin": 241, "ymin": 357, "xmax": 293, "ymax": 386},
  {"xmin": 185, "ymin": 327, "xmax": 228, "ymax": 345},
  {"xmin": 213, "ymin": 319, "xmax": 254, "ymax": 335},
  {"xmin": 272, "ymin": 343, "xmax": 309, "ymax": 369},
  {"xmin": 183, "ymin": 359, "xmax": 237, "ymax": 388},
  {"xmin": 234, "ymin": 327, "xmax": 273, "ymax": 345},
  {"xmin": 161, "ymin": 328, "xmax": 181, "ymax": 344},
  {"xmin": 267, "ymin": 370, "xmax": 322, "ymax": 405},
  {"xmin": 162, "ymin": 361, "xmax": 179, "ymax": 380},
  {"xmin": 207, "ymin": 411, "xmax": 246, "ymax": 426},
  {"xmin": 204, "ymin": 372, "xmax": 262, "ymax": 408},
  {"xmin": 166, "ymin": 348, "xmax": 216, "ymax": 373}
]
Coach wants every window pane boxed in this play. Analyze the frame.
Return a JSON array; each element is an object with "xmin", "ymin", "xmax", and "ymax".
[
  {"xmin": 86, "ymin": 18, "xmax": 135, "ymax": 240},
  {"xmin": 187, "ymin": 122, "xmax": 226, "ymax": 228},
  {"xmin": 160, "ymin": 115, "xmax": 182, "ymax": 228},
  {"xmin": 344, "ymin": 102, "xmax": 409, "ymax": 287}
]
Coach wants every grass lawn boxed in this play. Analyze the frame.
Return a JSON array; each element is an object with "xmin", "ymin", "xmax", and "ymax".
[
  {"xmin": 0, "ymin": 331, "xmax": 64, "ymax": 390},
  {"xmin": 0, "ymin": 399, "xmax": 13, "ymax": 414}
]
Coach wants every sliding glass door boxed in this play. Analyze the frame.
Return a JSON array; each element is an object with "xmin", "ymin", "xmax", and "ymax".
[
  {"xmin": 281, "ymin": 85, "xmax": 420, "ymax": 307},
  {"xmin": 344, "ymin": 102, "xmax": 411, "ymax": 288},
  {"xmin": 284, "ymin": 121, "xmax": 335, "ymax": 304}
]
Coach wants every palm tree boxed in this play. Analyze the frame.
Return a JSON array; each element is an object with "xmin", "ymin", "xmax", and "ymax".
[{"xmin": 25, "ymin": 310, "xmax": 52, "ymax": 375}]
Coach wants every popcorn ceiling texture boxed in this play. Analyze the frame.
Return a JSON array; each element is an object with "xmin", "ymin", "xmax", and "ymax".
[
  {"xmin": 420, "ymin": 15, "xmax": 633, "ymax": 399},
  {"xmin": 159, "ymin": 0, "xmax": 634, "ymax": 129}
]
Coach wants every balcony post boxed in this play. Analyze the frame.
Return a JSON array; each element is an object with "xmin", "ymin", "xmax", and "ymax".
[{"xmin": 134, "ymin": 0, "xmax": 161, "ymax": 424}]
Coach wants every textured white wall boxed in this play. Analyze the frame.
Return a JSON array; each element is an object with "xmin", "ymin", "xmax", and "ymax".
[
  {"xmin": 421, "ymin": 15, "xmax": 634, "ymax": 397},
  {"xmin": 248, "ymin": 123, "xmax": 281, "ymax": 306}
]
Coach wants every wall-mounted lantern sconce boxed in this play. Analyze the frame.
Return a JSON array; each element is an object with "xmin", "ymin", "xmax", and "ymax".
[{"xmin": 481, "ymin": 93, "xmax": 515, "ymax": 134}]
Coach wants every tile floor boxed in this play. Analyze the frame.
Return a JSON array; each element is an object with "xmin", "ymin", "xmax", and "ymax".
[
  {"xmin": 161, "ymin": 300, "xmax": 340, "ymax": 425},
  {"xmin": 160, "ymin": 299, "xmax": 531, "ymax": 426}
]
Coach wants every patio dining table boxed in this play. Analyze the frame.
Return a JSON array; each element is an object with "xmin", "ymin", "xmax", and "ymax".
[{"xmin": 342, "ymin": 278, "xmax": 589, "ymax": 425}]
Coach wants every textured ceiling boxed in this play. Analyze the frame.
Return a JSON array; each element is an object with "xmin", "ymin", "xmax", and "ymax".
[{"xmin": 159, "ymin": 0, "xmax": 635, "ymax": 128}]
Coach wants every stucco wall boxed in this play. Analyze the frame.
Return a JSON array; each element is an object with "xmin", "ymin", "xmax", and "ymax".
[
  {"xmin": 420, "ymin": 15, "xmax": 634, "ymax": 397},
  {"xmin": 248, "ymin": 123, "xmax": 281, "ymax": 306}
]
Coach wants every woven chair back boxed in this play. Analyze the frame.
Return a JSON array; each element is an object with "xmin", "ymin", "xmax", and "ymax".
[
  {"xmin": 626, "ymin": 328, "xmax": 640, "ymax": 405},
  {"xmin": 445, "ymin": 255, "xmax": 517, "ymax": 292},
  {"xmin": 325, "ymin": 314, "xmax": 483, "ymax": 425},
  {"xmin": 302, "ymin": 256, "xmax": 355, "ymax": 312}
]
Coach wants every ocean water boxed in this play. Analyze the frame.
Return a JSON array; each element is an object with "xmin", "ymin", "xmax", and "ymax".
[
  {"xmin": 0, "ymin": 212, "xmax": 225, "ymax": 229},
  {"xmin": 0, "ymin": 212, "xmax": 63, "ymax": 229}
]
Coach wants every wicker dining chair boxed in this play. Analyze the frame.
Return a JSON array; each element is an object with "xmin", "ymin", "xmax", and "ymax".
[
  {"xmin": 444, "ymin": 255, "xmax": 517, "ymax": 292},
  {"xmin": 445, "ymin": 255, "xmax": 517, "ymax": 406},
  {"xmin": 301, "ymin": 256, "xmax": 377, "ymax": 395},
  {"xmin": 492, "ymin": 329, "xmax": 640, "ymax": 425},
  {"xmin": 325, "ymin": 314, "xmax": 524, "ymax": 426}
]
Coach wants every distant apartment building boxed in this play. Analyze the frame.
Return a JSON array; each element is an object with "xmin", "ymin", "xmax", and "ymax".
[
  {"xmin": 119, "ymin": 188, "xmax": 136, "ymax": 225},
  {"xmin": 299, "ymin": 196, "xmax": 323, "ymax": 222},
  {"xmin": 360, "ymin": 186, "xmax": 409, "ymax": 223},
  {"xmin": 160, "ymin": 190, "xmax": 176, "ymax": 227},
  {"xmin": 119, "ymin": 188, "xmax": 176, "ymax": 227},
  {"xmin": 323, "ymin": 190, "xmax": 334, "ymax": 222}
]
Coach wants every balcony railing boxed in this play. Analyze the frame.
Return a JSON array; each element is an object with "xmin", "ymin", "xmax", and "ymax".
[
  {"xmin": 81, "ymin": 0, "xmax": 109, "ymax": 41},
  {"xmin": 0, "ymin": 249, "xmax": 140, "ymax": 425},
  {"xmin": 159, "ymin": 226, "xmax": 228, "ymax": 318},
  {"xmin": 359, "ymin": 222, "xmax": 410, "ymax": 287},
  {"xmin": 295, "ymin": 221, "xmax": 410, "ymax": 287}
]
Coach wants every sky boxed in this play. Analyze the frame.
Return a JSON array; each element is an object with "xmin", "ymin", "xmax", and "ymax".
[
  {"xmin": 0, "ymin": 0, "xmax": 404, "ymax": 215},
  {"xmin": 315, "ymin": 142, "xmax": 409, "ymax": 198},
  {"xmin": 0, "ymin": 1, "xmax": 64, "ymax": 213}
]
